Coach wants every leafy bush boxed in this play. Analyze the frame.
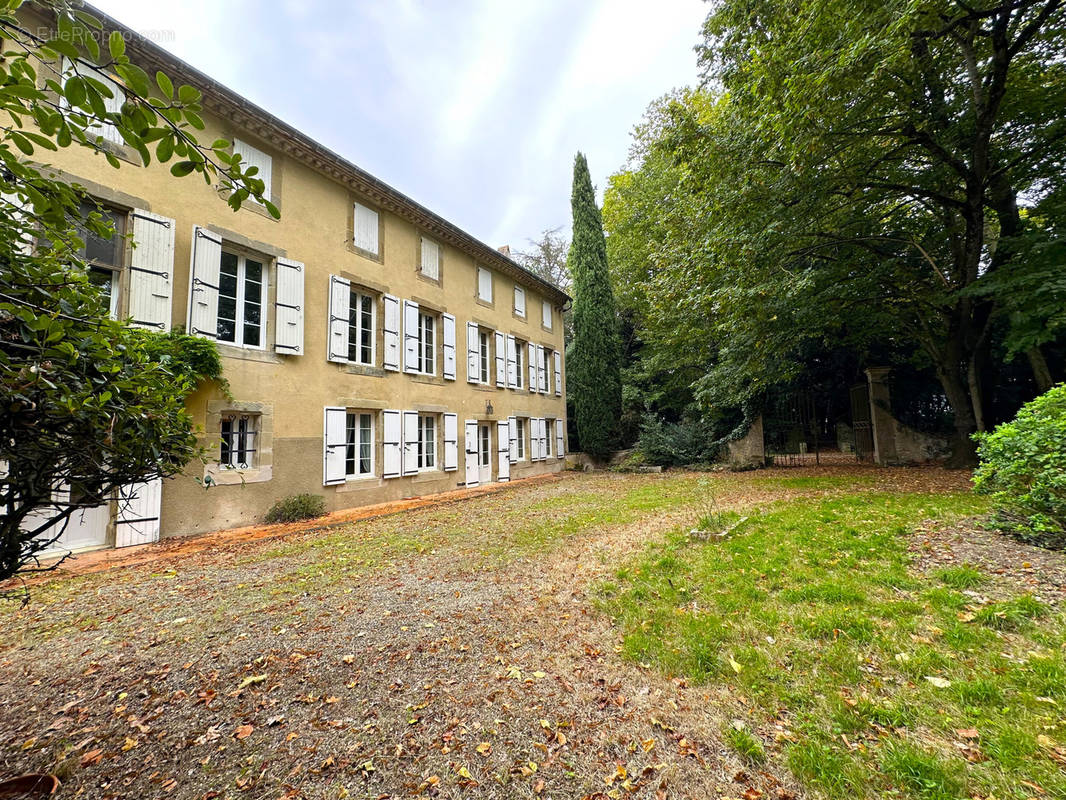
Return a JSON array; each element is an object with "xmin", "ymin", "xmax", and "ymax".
[
  {"xmin": 973, "ymin": 384, "xmax": 1066, "ymax": 548},
  {"xmin": 265, "ymin": 493, "xmax": 327, "ymax": 524},
  {"xmin": 637, "ymin": 414, "xmax": 723, "ymax": 467}
]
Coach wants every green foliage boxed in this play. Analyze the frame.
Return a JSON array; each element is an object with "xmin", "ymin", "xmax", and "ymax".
[
  {"xmin": 264, "ymin": 494, "xmax": 327, "ymax": 525},
  {"xmin": 723, "ymin": 725, "xmax": 765, "ymax": 765},
  {"xmin": 973, "ymin": 385, "xmax": 1066, "ymax": 548},
  {"xmin": 567, "ymin": 152, "xmax": 622, "ymax": 458},
  {"xmin": 636, "ymin": 413, "xmax": 723, "ymax": 467}
]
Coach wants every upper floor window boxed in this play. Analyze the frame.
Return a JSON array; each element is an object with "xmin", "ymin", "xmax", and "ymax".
[
  {"xmin": 347, "ymin": 289, "xmax": 375, "ymax": 365},
  {"xmin": 75, "ymin": 201, "xmax": 125, "ymax": 319},
  {"xmin": 62, "ymin": 58, "xmax": 124, "ymax": 147},
  {"xmin": 233, "ymin": 139, "xmax": 273, "ymax": 204},
  {"xmin": 515, "ymin": 340, "xmax": 525, "ymax": 389},
  {"xmin": 353, "ymin": 202, "xmax": 379, "ymax": 256},
  {"xmin": 477, "ymin": 266, "xmax": 493, "ymax": 303},
  {"xmin": 418, "ymin": 414, "xmax": 437, "ymax": 470},
  {"xmin": 542, "ymin": 300, "xmax": 552, "ymax": 330},
  {"xmin": 345, "ymin": 411, "xmax": 374, "ymax": 478},
  {"xmin": 479, "ymin": 329, "xmax": 490, "ymax": 384},
  {"xmin": 220, "ymin": 412, "xmax": 259, "ymax": 469},
  {"xmin": 417, "ymin": 311, "xmax": 436, "ymax": 374},
  {"xmin": 218, "ymin": 251, "xmax": 267, "ymax": 348},
  {"xmin": 420, "ymin": 237, "xmax": 440, "ymax": 281},
  {"xmin": 514, "ymin": 285, "xmax": 526, "ymax": 317}
]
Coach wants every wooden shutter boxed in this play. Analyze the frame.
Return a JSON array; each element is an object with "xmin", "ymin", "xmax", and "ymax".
[
  {"xmin": 402, "ymin": 410, "xmax": 419, "ymax": 476},
  {"xmin": 542, "ymin": 301, "xmax": 552, "ymax": 329},
  {"xmin": 464, "ymin": 419, "xmax": 479, "ymax": 487},
  {"xmin": 441, "ymin": 313, "xmax": 457, "ymax": 380},
  {"xmin": 382, "ymin": 409, "xmax": 402, "ymax": 478},
  {"xmin": 403, "ymin": 300, "xmax": 420, "ymax": 373},
  {"xmin": 353, "ymin": 202, "xmax": 379, "ymax": 255},
  {"xmin": 327, "ymin": 274, "xmax": 350, "ymax": 363},
  {"xmin": 443, "ymin": 413, "xmax": 458, "ymax": 471},
  {"xmin": 506, "ymin": 335, "xmax": 518, "ymax": 388},
  {"xmin": 421, "ymin": 237, "xmax": 440, "ymax": 280},
  {"xmin": 514, "ymin": 286, "xmax": 525, "ymax": 316},
  {"xmin": 466, "ymin": 322, "xmax": 480, "ymax": 383},
  {"xmin": 556, "ymin": 418, "xmax": 565, "ymax": 458},
  {"xmin": 497, "ymin": 420, "xmax": 510, "ymax": 482},
  {"xmin": 187, "ymin": 226, "xmax": 222, "ymax": 339},
  {"xmin": 382, "ymin": 294, "xmax": 401, "ymax": 371},
  {"xmin": 128, "ymin": 209, "xmax": 175, "ymax": 331},
  {"xmin": 527, "ymin": 341, "xmax": 537, "ymax": 393},
  {"xmin": 554, "ymin": 351, "xmax": 563, "ymax": 396},
  {"xmin": 538, "ymin": 418, "xmax": 548, "ymax": 459},
  {"xmin": 536, "ymin": 345, "xmax": 547, "ymax": 393},
  {"xmin": 323, "ymin": 406, "xmax": 347, "ymax": 485},
  {"xmin": 115, "ymin": 477, "xmax": 162, "ymax": 547},
  {"xmin": 478, "ymin": 267, "xmax": 493, "ymax": 302},
  {"xmin": 275, "ymin": 257, "xmax": 304, "ymax": 354},
  {"xmin": 494, "ymin": 331, "xmax": 506, "ymax": 387},
  {"xmin": 508, "ymin": 416, "xmax": 518, "ymax": 463},
  {"xmin": 234, "ymin": 139, "xmax": 272, "ymax": 199}
]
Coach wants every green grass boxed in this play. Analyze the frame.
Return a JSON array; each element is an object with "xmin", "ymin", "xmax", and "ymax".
[{"xmin": 597, "ymin": 491, "xmax": 1066, "ymax": 800}]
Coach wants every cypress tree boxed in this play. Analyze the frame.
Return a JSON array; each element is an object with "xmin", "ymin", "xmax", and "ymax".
[{"xmin": 566, "ymin": 152, "xmax": 621, "ymax": 459}]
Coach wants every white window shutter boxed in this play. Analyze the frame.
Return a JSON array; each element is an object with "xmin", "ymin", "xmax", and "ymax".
[
  {"xmin": 494, "ymin": 331, "xmax": 506, "ymax": 387},
  {"xmin": 542, "ymin": 301, "xmax": 552, "ymax": 329},
  {"xmin": 443, "ymin": 413, "xmax": 458, "ymax": 471},
  {"xmin": 466, "ymin": 322, "xmax": 480, "ymax": 384},
  {"xmin": 234, "ymin": 139, "xmax": 272, "ymax": 200},
  {"xmin": 554, "ymin": 351, "xmax": 562, "ymax": 397},
  {"xmin": 402, "ymin": 410, "xmax": 419, "ymax": 476},
  {"xmin": 536, "ymin": 345, "xmax": 547, "ymax": 394},
  {"xmin": 556, "ymin": 418, "xmax": 565, "ymax": 458},
  {"xmin": 382, "ymin": 294, "xmax": 401, "ymax": 371},
  {"xmin": 508, "ymin": 416, "xmax": 518, "ymax": 463},
  {"xmin": 497, "ymin": 420, "xmax": 510, "ymax": 482},
  {"xmin": 421, "ymin": 237, "xmax": 440, "ymax": 280},
  {"xmin": 275, "ymin": 257, "xmax": 304, "ymax": 354},
  {"xmin": 478, "ymin": 267, "xmax": 493, "ymax": 302},
  {"xmin": 530, "ymin": 418, "xmax": 541, "ymax": 461},
  {"xmin": 188, "ymin": 226, "xmax": 222, "ymax": 340},
  {"xmin": 514, "ymin": 286, "xmax": 525, "ymax": 316},
  {"xmin": 402, "ymin": 299, "xmax": 420, "ymax": 373},
  {"xmin": 464, "ymin": 419, "xmax": 479, "ymax": 487},
  {"xmin": 527, "ymin": 341, "xmax": 537, "ymax": 393},
  {"xmin": 115, "ymin": 477, "xmax": 162, "ymax": 547},
  {"xmin": 506, "ymin": 335, "xmax": 518, "ymax": 389},
  {"xmin": 128, "ymin": 209, "xmax": 175, "ymax": 332},
  {"xmin": 441, "ymin": 313, "xmax": 457, "ymax": 380},
  {"xmin": 353, "ymin": 202, "xmax": 379, "ymax": 255},
  {"xmin": 323, "ymin": 406, "xmax": 347, "ymax": 486},
  {"xmin": 382, "ymin": 409, "xmax": 402, "ymax": 478},
  {"xmin": 327, "ymin": 274, "xmax": 351, "ymax": 363}
]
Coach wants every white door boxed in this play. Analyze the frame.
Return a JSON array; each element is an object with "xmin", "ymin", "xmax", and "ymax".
[
  {"xmin": 115, "ymin": 478, "xmax": 162, "ymax": 548},
  {"xmin": 478, "ymin": 423, "xmax": 492, "ymax": 484},
  {"xmin": 31, "ymin": 484, "xmax": 110, "ymax": 555}
]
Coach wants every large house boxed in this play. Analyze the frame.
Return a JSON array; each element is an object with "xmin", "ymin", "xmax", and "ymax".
[{"xmin": 23, "ymin": 6, "xmax": 569, "ymax": 555}]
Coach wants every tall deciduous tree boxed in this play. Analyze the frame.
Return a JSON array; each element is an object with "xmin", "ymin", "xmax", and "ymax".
[
  {"xmin": 1, "ymin": 1, "xmax": 272, "ymax": 583},
  {"xmin": 567, "ymin": 152, "xmax": 621, "ymax": 458}
]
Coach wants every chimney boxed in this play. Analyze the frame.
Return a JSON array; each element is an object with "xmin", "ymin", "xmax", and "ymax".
[{"xmin": 497, "ymin": 245, "xmax": 511, "ymax": 257}]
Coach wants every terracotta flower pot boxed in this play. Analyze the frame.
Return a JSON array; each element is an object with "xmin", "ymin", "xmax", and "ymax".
[{"xmin": 0, "ymin": 774, "xmax": 60, "ymax": 798}]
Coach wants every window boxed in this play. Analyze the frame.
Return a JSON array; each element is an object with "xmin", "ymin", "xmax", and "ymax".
[
  {"xmin": 515, "ymin": 342, "xmax": 525, "ymax": 389},
  {"xmin": 542, "ymin": 300, "xmax": 552, "ymax": 329},
  {"xmin": 62, "ymin": 58, "xmax": 124, "ymax": 146},
  {"xmin": 479, "ymin": 330, "xmax": 490, "ymax": 384},
  {"xmin": 220, "ymin": 413, "xmax": 259, "ymax": 469},
  {"xmin": 514, "ymin": 285, "xmax": 526, "ymax": 317},
  {"xmin": 353, "ymin": 202, "xmax": 379, "ymax": 255},
  {"xmin": 515, "ymin": 418, "xmax": 526, "ymax": 460},
  {"xmin": 65, "ymin": 201, "xmax": 126, "ymax": 319},
  {"xmin": 233, "ymin": 139, "xmax": 273, "ymax": 203},
  {"xmin": 478, "ymin": 266, "xmax": 493, "ymax": 302},
  {"xmin": 420, "ymin": 237, "xmax": 440, "ymax": 280},
  {"xmin": 545, "ymin": 418, "xmax": 554, "ymax": 457},
  {"xmin": 218, "ymin": 251, "xmax": 267, "ymax": 347},
  {"xmin": 418, "ymin": 414, "xmax": 437, "ymax": 469},
  {"xmin": 347, "ymin": 289, "xmax": 375, "ymax": 365},
  {"xmin": 345, "ymin": 411, "xmax": 374, "ymax": 478},
  {"xmin": 417, "ymin": 312, "xmax": 435, "ymax": 374},
  {"xmin": 542, "ymin": 348, "xmax": 552, "ymax": 393}
]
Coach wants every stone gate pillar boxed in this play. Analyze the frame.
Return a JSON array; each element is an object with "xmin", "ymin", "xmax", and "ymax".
[{"xmin": 865, "ymin": 367, "xmax": 898, "ymax": 465}]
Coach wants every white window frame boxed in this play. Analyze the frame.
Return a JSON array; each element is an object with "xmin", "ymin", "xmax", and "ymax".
[
  {"xmin": 515, "ymin": 341, "xmax": 525, "ymax": 389},
  {"xmin": 545, "ymin": 418, "xmax": 554, "ymax": 457},
  {"xmin": 542, "ymin": 300, "xmax": 553, "ymax": 330},
  {"xmin": 515, "ymin": 418, "xmax": 526, "ymax": 461},
  {"xmin": 345, "ymin": 411, "xmax": 375, "ymax": 479},
  {"xmin": 420, "ymin": 236, "xmax": 441, "ymax": 280},
  {"xmin": 479, "ymin": 329, "xmax": 490, "ymax": 384},
  {"xmin": 514, "ymin": 285, "xmax": 526, "ymax": 317},
  {"xmin": 477, "ymin": 266, "xmax": 493, "ymax": 303},
  {"xmin": 220, "ymin": 412, "xmax": 259, "ymax": 470},
  {"xmin": 417, "ymin": 311, "xmax": 436, "ymax": 375},
  {"xmin": 418, "ymin": 414, "xmax": 438, "ymax": 471},
  {"xmin": 217, "ymin": 250, "xmax": 269, "ymax": 350},
  {"xmin": 353, "ymin": 201, "xmax": 379, "ymax": 256},
  {"xmin": 348, "ymin": 289, "xmax": 377, "ymax": 366}
]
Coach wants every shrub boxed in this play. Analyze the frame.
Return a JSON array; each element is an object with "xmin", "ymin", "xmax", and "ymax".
[
  {"xmin": 637, "ymin": 414, "xmax": 723, "ymax": 467},
  {"xmin": 265, "ymin": 493, "xmax": 327, "ymax": 524},
  {"xmin": 973, "ymin": 384, "xmax": 1066, "ymax": 548}
]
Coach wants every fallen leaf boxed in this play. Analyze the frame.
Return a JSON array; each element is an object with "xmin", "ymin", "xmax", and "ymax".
[
  {"xmin": 924, "ymin": 676, "xmax": 951, "ymax": 688},
  {"xmin": 237, "ymin": 674, "xmax": 266, "ymax": 690},
  {"xmin": 234, "ymin": 724, "xmax": 254, "ymax": 740}
]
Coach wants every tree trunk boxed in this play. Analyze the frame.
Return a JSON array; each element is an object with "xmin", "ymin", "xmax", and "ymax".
[{"xmin": 1026, "ymin": 346, "xmax": 1054, "ymax": 393}]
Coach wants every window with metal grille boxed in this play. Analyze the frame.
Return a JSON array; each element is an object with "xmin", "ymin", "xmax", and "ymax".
[{"xmin": 220, "ymin": 413, "xmax": 259, "ymax": 469}]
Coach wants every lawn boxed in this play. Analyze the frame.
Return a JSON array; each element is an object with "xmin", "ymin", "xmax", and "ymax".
[
  {"xmin": 1, "ymin": 466, "xmax": 1058, "ymax": 800},
  {"xmin": 597, "ymin": 490, "xmax": 1066, "ymax": 799}
]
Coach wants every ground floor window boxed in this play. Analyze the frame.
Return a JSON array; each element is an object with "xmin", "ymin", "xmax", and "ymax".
[
  {"xmin": 220, "ymin": 412, "xmax": 259, "ymax": 469},
  {"xmin": 545, "ymin": 418, "xmax": 554, "ymax": 457},
  {"xmin": 88, "ymin": 266, "xmax": 119, "ymax": 318},
  {"xmin": 516, "ymin": 418, "xmax": 526, "ymax": 460},
  {"xmin": 346, "ymin": 411, "xmax": 374, "ymax": 477},
  {"xmin": 418, "ymin": 414, "xmax": 437, "ymax": 469}
]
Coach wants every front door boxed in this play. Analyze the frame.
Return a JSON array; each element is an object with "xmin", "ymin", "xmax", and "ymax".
[{"xmin": 478, "ymin": 423, "xmax": 492, "ymax": 484}]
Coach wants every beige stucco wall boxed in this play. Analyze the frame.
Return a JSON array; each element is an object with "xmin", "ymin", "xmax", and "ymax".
[{"xmin": 23, "ymin": 10, "xmax": 568, "ymax": 538}]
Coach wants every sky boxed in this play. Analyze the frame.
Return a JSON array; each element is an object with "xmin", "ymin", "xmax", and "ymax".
[{"xmin": 92, "ymin": 0, "xmax": 707, "ymax": 254}]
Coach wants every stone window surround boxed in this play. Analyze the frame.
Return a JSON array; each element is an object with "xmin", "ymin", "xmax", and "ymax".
[{"xmin": 204, "ymin": 400, "xmax": 274, "ymax": 485}]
